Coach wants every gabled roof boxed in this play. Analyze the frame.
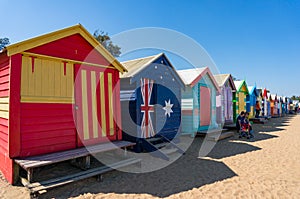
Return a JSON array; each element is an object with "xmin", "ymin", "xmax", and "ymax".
[
  {"xmin": 120, "ymin": 53, "xmax": 162, "ymax": 78},
  {"xmin": 177, "ymin": 67, "xmax": 220, "ymax": 92},
  {"xmin": 234, "ymin": 80, "xmax": 249, "ymax": 94},
  {"xmin": 120, "ymin": 53, "xmax": 185, "ymax": 87},
  {"xmin": 4, "ymin": 24, "xmax": 127, "ymax": 73},
  {"xmin": 213, "ymin": 74, "xmax": 236, "ymax": 91},
  {"xmin": 248, "ymin": 86, "xmax": 259, "ymax": 96},
  {"xmin": 269, "ymin": 94, "xmax": 277, "ymax": 101}
]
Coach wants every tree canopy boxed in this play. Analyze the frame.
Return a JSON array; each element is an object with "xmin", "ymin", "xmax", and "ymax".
[
  {"xmin": 93, "ymin": 30, "xmax": 121, "ymax": 57},
  {"xmin": 0, "ymin": 38, "xmax": 10, "ymax": 51}
]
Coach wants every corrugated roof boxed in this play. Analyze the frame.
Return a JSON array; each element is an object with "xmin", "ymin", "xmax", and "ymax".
[
  {"xmin": 120, "ymin": 53, "xmax": 162, "ymax": 78},
  {"xmin": 177, "ymin": 67, "xmax": 206, "ymax": 85}
]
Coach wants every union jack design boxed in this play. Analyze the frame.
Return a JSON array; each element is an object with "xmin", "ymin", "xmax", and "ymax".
[{"xmin": 140, "ymin": 78, "xmax": 155, "ymax": 138}]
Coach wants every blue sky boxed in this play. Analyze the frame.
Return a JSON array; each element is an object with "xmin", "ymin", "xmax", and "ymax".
[{"xmin": 1, "ymin": 0, "xmax": 299, "ymax": 96}]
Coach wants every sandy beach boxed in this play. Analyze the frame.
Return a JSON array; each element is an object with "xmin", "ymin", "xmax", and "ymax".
[{"xmin": 1, "ymin": 114, "xmax": 299, "ymax": 199}]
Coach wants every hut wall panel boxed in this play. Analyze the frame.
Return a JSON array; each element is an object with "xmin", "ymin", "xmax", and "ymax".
[
  {"xmin": 20, "ymin": 56, "xmax": 74, "ymax": 103},
  {"xmin": 20, "ymin": 103, "xmax": 76, "ymax": 157},
  {"xmin": 27, "ymin": 34, "xmax": 111, "ymax": 66},
  {"xmin": 0, "ymin": 53, "xmax": 13, "ymax": 183}
]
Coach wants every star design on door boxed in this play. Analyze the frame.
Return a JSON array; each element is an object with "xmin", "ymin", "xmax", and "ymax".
[{"xmin": 163, "ymin": 99, "xmax": 173, "ymax": 117}]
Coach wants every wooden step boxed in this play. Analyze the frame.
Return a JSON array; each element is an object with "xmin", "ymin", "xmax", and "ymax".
[
  {"xmin": 22, "ymin": 158, "xmax": 141, "ymax": 195},
  {"xmin": 160, "ymin": 148, "xmax": 178, "ymax": 156},
  {"xmin": 15, "ymin": 141, "xmax": 136, "ymax": 170},
  {"xmin": 146, "ymin": 137, "xmax": 163, "ymax": 143},
  {"xmin": 154, "ymin": 142, "xmax": 167, "ymax": 149}
]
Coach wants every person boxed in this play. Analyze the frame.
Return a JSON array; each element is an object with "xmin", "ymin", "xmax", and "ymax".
[
  {"xmin": 236, "ymin": 111, "xmax": 245, "ymax": 133},
  {"xmin": 295, "ymin": 103, "xmax": 299, "ymax": 114},
  {"xmin": 240, "ymin": 112, "xmax": 254, "ymax": 139},
  {"xmin": 255, "ymin": 101, "xmax": 261, "ymax": 118}
]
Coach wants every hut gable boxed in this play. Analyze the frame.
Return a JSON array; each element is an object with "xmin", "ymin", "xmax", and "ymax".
[
  {"xmin": 213, "ymin": 74, "xmax": 236, "ymax": 91},
  {"xmin": 177, "ymin": 67, "xmax": 220, "ymax": 92},
  {"xmin": 234, "ymin": 80, "xmax": 249, "ymax": 94},
  {"xmin": 121, "ymin": 53, "xmax": 184, "ymax": 87},
  {"xmin": 248, "ymin": 86, "xmax": 259, "ymax": 97},
  {"xmin": 5, "ymin": 24, "xmax": 126, "ymax": 73}
]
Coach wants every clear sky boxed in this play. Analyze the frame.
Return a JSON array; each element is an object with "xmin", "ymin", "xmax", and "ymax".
[{"xmin": 1, "ymin": 0, "xmax": 299, "ymax": 96}]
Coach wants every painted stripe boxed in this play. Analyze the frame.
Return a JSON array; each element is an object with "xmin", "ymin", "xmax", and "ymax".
[
  {"xmin": 91, "ymin": 71, "xmax": 98, "ymax": 139},
  {"xmin": 81, "ymin": 70, "xmax": 89, "ymax": 140},
  {"xmin": 108, "ymin": 73, "xmax": 114, "ymax": 136},
  {"xmin": 86, "ymin": 70, "xmax": 94, "ymax": 140},
  {"xmin": 100, "ymin": 72, "xmax": 106, "ymax": 137}
]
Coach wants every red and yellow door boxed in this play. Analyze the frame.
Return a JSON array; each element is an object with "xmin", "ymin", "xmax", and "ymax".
[{"xmin": 74, "ymin": 65, "xmax": 120, "ymax": 146}]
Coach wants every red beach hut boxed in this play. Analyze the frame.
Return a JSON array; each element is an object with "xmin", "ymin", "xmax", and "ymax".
[{"xmin": 0, "ymin": 24, "xmax": 127, "ymax": 184}]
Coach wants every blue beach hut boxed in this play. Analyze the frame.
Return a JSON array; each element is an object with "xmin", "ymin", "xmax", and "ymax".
[
  {"xmin": 177, "ymin": 67, "xmax": 220, "ymax": 136},
  {"xmin": 246, "ymin": 86, "xmax": 259, "ymax": 118},
  {"xmin": 119, "ymin": 53, "xmax": 185, "ymax": 159}
]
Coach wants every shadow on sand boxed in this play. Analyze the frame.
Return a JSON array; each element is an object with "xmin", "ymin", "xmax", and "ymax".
[{"xmin": 38, "ymin": 115, "xmax": 295, "ymax": 198}]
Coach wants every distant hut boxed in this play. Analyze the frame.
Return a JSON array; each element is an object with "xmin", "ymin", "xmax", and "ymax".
[
  {"xmin": 233, "ymin": 80, "xmax": 249, "ymax": 122},
  {"xmin": 213, "ymin": 74, "xmax": 236, "ymax": 125}
]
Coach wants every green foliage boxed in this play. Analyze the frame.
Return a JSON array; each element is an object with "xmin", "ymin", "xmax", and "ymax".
[
  {"xmin": 93, "ymin": 30, "xmax": 121, "ymax": 57},
  {"xmin": 291, "ymin": 95, "xmax": 300, "ymax": 100},
  {"xmin": 0, "ymin": 38, "xmax": 10, "ymax": 51}
]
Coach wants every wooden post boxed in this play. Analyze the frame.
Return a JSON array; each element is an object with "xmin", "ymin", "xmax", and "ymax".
[
  {"xmin": 27, "ymin": 168, "xmax": 33, "ymax": 183},
  {"xmin": 85, "ymin": 155, "xmax": 90, "ymax": 169},
  {"xmin": 13, "ymin": 163, "xmax": 20, "ymax": 184}
]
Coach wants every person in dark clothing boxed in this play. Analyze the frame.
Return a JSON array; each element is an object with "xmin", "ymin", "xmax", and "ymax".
[
  {"xmin": 255, "ymin": 101, "xmax": 261, "ymax": 118},
  {"xmin": 236, "ymin": 111, "xmax": 245, "ymax": 133}
]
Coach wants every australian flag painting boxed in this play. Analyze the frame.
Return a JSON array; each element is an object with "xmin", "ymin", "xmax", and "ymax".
[
  {"xmin": 139, "ymin": 77, "xmax": 181, "ymax": 140},
  {"xmin": 140, "ymin": 78, "xmax": 155, "ymax": 138}
]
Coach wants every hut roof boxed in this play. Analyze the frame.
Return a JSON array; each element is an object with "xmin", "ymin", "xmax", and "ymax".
[
  {"xmin": 120, "ymin": 53, "xmax": 185, "ymax": 87},
  {"xmin": 213, "ymin": 74, "xmax": 236, "ymax": 91},
  {"xmin": 177, "ymin": 67, "xmax": 220, "ymax": 92},
  {"xmin": 3, "ymin": 24, "xmax": 127, "ymax": 73},
  {"xmin": 234, "ymin": 80, "xmax": 249, "ymax": 94}
]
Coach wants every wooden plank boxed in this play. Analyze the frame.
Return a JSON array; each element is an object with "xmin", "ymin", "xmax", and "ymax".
[
  {"xmin": 28, "ymin": 158, "xmax": 141, "ymax": 192},
  {"xmin": 15, "ymin": 141, "xmax": 136, "ymax": 169}
]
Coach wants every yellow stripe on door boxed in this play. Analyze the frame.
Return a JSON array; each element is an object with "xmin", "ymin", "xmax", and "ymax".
[
  {"xmin": 108, "ymin": 73, "xmax": 114, "ymax": 136},
  {"xmin": 100, "ymin": 72, "xmax": 107, "ymax": 137},
  {"xmin": 81, "ymin": 70, "xmax": 89, "ymax": 140},
  {"xmin": 91, "ymin": 71, "xmax": 99, "ymax": 139}
]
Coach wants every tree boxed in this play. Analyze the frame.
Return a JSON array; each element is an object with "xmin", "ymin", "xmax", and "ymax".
[
  {"xmin": 0, "ymin": 38, "xmax": 10, "ymax": 51},
  {"xmin": 93, "ymin": 30, "xmax": 121, "ymax": 57}
]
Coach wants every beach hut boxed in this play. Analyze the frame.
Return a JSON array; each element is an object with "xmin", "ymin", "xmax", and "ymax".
[
  {"xmin": 233, "ymin": 80, "xmax": 249, "ymax": 122},
  {"xmin": 246, "ymin": 86, "xmax": 259, "ymax": 118},
  {"xmin": 282, "ymin": 97, "xmax": 287, "ymax": 115},
  {"xmin": 177, "ymin": 67, "xmax": 220, "ymax": 136},
  {"xmin": 277, "ymin": 96, "xmax": 283, "ymax": 116},
  {"xmin": 256, "ymin": 88, "xmax": 264, "ymax": 117},
  {"xmin": 120, "ymin": 53, "xmax": 185, "ymax": 158},
  {"xmin": 213, "ymin": 74, "xmax": 236, "ymax": 125},
  {"xmin": 0, "ymin": 24, "xmax": 129, "ymax": 184},
  {"xmin": 269, "ymin": 94, "xmax": 278, "ymax": 117},
  {"xmin": 262, "ymin": 88, "xmax": 271, "ymax": 118}
]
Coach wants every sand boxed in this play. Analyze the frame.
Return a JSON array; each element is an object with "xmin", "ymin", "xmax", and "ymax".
[{"xmin": 0, "ymin": 115, "xmax": 299, "ymax": 199}]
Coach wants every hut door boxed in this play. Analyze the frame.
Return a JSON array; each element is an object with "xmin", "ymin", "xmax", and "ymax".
[
  {"xmin": 226, "ymin": 88, "xmax": 233, "ymax": 121},
  {"xmin": 74, "ymin": 65, "xmax": 117, "ymax": 147},
  {"xmin": 200, "ymin": 86, "xmax": 211, "ymax": 126},
  {"xmin": 238, "ymin": 92, "xmax": 245, "ymax": 112}
]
